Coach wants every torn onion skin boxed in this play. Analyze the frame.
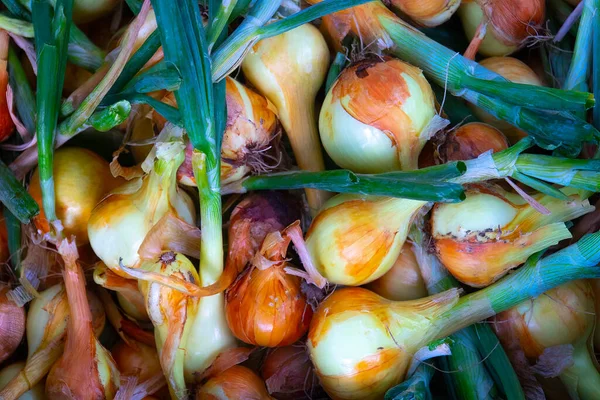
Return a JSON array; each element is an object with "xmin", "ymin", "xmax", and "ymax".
[
  {"xmin": 390, "ymin": 0, "xmax": 461, "ymax": 27},
  {"xmin": 0, "ymin": 285, "xmax": 26, "ymax": 364},
  {"xmin": 196, "ymin": 365, "xmax": 274, "ymax": 400},
  {"xmin": 440, "ymin": 122, "xmax": 508, "ymax": 162},
  {"xmin": 320, "ymin": 57, "xmax": 437, "ymax": 173},
  {"xmin": 261, "ymin": 345, "xmax": 320, "ymax": 400},
  {"xmin": 29, "ymin": 147, "xmax": 122, "ymax": 245},
  {"xmin": 431, "ymin": 186, "xmax": 593, "ymax": 287}
]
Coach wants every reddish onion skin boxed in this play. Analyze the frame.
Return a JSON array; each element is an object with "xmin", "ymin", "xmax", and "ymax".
[
  {"xmin": 196, "ymin": 365, "xmax": 273, "ymax": 400},
  {"xmin": 0, "ymin": 286, "xmax": 25, "ymax": 364},
  {"xmin": 0, "ymin": 61, "xmax": 14, "ymax": 143},
  {"xmin": 261, "ymin": 346, "xmax": 318, "ymax": 399},
  {"xmin": 441, "ymin": 123, "xmax": 509, "ymax": 162}
]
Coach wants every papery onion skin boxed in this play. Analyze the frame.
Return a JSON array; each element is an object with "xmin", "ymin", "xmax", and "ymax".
[
  {"xmin": 111, "ymin": 340, "xmax": 162, "ymax": 382},
  {"xmin": 320, "ymin": 58, "xmax": 436, "ymax": 173},
  {"xmin": 431, "ymin": 187, "xmax": 593, "ymax": 287},
  {"xmin": 459, "ymin": 0, "xmax": 545, "ymax": 57},
  {"xmin": 306, "ymin": 194, "xmax": 427, "ymax": 286},
  {"xmin": 29, "ymin": 147, "xmax": 121, "ymax": 245},
  {"xmin": 365, "ymin": 243, "xmax": 428, "ymax": 301},
  {"xmin": 0, "ymin": 362, "xmax": 45, "ymax": 400},
  {"xmin": 196, "ymin": 365, "xmax": 274, "ymax": 400},
  {"xmin": 261, "ymin": 346, "xmax": 317, "ymax": 399},
  {"xmin": 0, "ymin": 285, "xmax": 26, "ymax": 364},
  {"xmin": 440, "ymin": 122, "xmax": 508, "ymax": 162},
  {"xmin": 390, "ymin": 0, "xmax": 461, "ymax": 27}
]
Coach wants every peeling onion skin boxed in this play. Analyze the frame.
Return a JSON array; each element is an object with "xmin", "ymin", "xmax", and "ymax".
[
  {"xmin": 319, "ymin": 58, "xmax": 436, "ymax": 173},
  {"xmin": 0, "ymin": 362, "xmax": 45, "ymax": 400},
  {"xmin": 261, "ymin": 346, "xmax": 319, "ymax": 400},
  {"xmin": 390, "ymin": 0, "xmax": 461, "ymax": 27},
  {"xmin": 196, "ymin": 365, "xmax": 274, "ymax": 400},
  {"xmin": 440, "ymin": 122, "xmax": 508, "ymax": 162},
  {"xmin": 0, "ymin": 286, "xmax": 25, "ymax": 364}
]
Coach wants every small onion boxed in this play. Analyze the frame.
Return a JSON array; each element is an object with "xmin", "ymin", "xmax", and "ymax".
[
  {"xmin": 440, "ymin": 122, "xmax": 509, "ymax": 162},
  {"xmin": 390, "ymin": 0, "xmax": 461, "ymax": 27},
  {"xmin": 111, "ymin": 340, "xmax": 161, "ymax": 382},
  {"xmin": 319, "ymin": 58, "xmax": 437, "ymax": 173},
  {"xmin": 261, "ymin": 346, "xmax": 319, "ymax": 399},
  {"xmin": 365, "ymin": 243, "xmax": 428, "ymax": 301},
  {"xmin": 0, "ymin": 285, "xmax": 25, "ymax": 364},
  {"xmin": 29, "ymin": 147, "xmax": 121, "ymax": 245},
  {"xmin": 197, "ymin": 365, "xmax": 273, "ymax": 400},
  {"xmin": 0, "ymin": 362, "xmax": 45, "ymax": 400},
  {"xmin": 459, "ymin": 0, "xmax": 545, "ymax": 57}
]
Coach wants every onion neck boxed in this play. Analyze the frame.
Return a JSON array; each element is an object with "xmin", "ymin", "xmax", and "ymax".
[{"xmin": 560, "ymin": 341, "xmax": 600, "ymax": 400}]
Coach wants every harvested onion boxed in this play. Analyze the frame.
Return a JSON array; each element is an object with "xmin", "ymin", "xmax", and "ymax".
[
  {"xmin": 390, "ymin": 0, "xmax": 461, "ymax": 27},
  {"xmin": 320, "ymin": 58, "xmax": 438, "ymax": 173},
  {"xmin": 439, "ymin": 122, "xmax": 509, "ymax": 162},
  {"xmin": 111, "ymin": 340, "xmax": 162, "ymax": 382},
  {"xmin": 93, "ymin": 262, "xmax": 149, "ymax": 321},
  {"xmin": 261, "ymin": 346, "xmax": 318, "ymax": 399},
  {"xmin": 0, "ymin": 362, "xmax": 45, "ymax": 400},
  {"xmin": 29, "ymin": 147, "xmax": 121, "ymax": 245},
  {"xmin": 0, "ymin": 285, "xmax": 25, "ymax": 364},
  {"xmin": 197, "ymin": 365, "xmax": 273, "ymax": 400}
]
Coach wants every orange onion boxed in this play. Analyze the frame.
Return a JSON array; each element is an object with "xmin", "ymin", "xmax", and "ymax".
[
  {"xmin": 319, "ymin": 58, "xmax": 438, "ymax": 173},
  {"xmin": 93, "ymin": 262, "xmax": 149, "ymax": 321},
  {"xmin": 111, "ymin": 340, "xmax": 162, "ymax": 382},
  {"xmin": 0, "ymin": 285, "xmax": 25, "ymax": 364},
  {"xmin": 29, "ymin": 147, "xmax": 121, "ymax": 245},
  {"xmin": 440, "ymin": 122, "xmax": 509, "ymax": 162},
  {"xmin": 390, "ymin": 0, "xmax": 461, "ymax": 27},
  {"xmin": 459, "ymin": 0, "xmax": 545, "ymax": 57},
  {"xmin": 431, "ymin": 186, "xmax": 593, "ymax": 287},
  {"xmin": 261, "ymin": 346, "xmax": 319, "ymax": 399},
  {"xmin": 196, "ymin": 365, "xmax": 273, "ymax": 400},
  {"xmin": 225, "ymin": 224, "xmax": 313, "ymax": 347},
  {"xmin": 365, "ymin": 243, "xmax": 428, "ymax": 301}
]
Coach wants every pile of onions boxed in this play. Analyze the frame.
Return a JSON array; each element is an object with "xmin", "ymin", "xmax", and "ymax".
[
  {"xmin": 365, "ymin": 243, "xmax": 428, "ymax": 301},
  {"xmin": 494, "ymin": 281, "xmax": 600, "ymax": 399},
  {"xmin": 431, "ymin": 186, "xmax": 593, "ymax": 287},
  {"xmin": 0, "ymin": 362, "xmax": 45, "ymax": 400},
  {"xmin": 439, "ymin": 122, "xmax": 509, "ymax": 162},
  {"xmin": 319, "ymin": 57, "xmax": 438, "ymax": 173},
  {"xmin": 197, "ymin": 365, "xmax": 273, "ymax": 400},
  {"xmin": 459, "ymin": 0, "xmax": 545, "ymax": 57},
  {"xmin": 0, "ymin": 285, "xmax": 25, "ymax": 364},
  {"xmin": 261, "ymin": 346, "xmax": 319, "ymax": 399},
  {"xmin": 88, "ymin": 141, "xmax": 195, "ymax": 275},
  {"xmin": 242, "ymin": 23, "xmax": 331, "ymax": 213},
  {"xmin": 390, "ymin": 0, "xmax": 461, "ymax": 27},
  {"xmin": 29, "ymin": 147, "xmax": 121, "ymax": 245}
]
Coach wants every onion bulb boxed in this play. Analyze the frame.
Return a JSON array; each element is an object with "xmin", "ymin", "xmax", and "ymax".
[
  {"xmin": 0, "ymin": 362, "xmax": 45, "ymax": 400},
  {"xmin": 111, "ymin": 340, "xmax": 162, "ymax": 382},
  {"xmin": 46, "ymin": 240, "xmax": 119, "ymax": 399},
  {"xmin": 197, "ymin": 365, "xmax": 274, "ymax": 400},
  {"xmin": 459, "ymin": 0, "xmax": 545, "ymax": 57},
  {"xmin": 175, "ymin": 78, "xmax": 280, "ymax": 187},
  {"xmin": 306, "ymin": 194, "xmax": 427, "ymax": 286},
  {"xmin": 365, "ymin": 243, "xmax": 428, "ymax": 301},
  {"xmin": 29, "ymin": 147, "xmax": 121, "ymax": 245},
  {"xmin": 225, "ymin": 226, "xmax": 313, "ymax": 347},
  {"xmin": 0, "ymin": 210, "xmax": 7, "ymax": 263},
  {"xmin": 431, "ymin": 186, "xmax": 593, "ymax": 287},
  {"xmin": 93, "ymin": 262, "xmax": 149, "ymax": 321},
  {"xmin": 88, "ymin": 141, "xmax": 195, "ymax": 275},
  {"xmin": 494, "ymin": 281, "xmax": 600, "ymax": 399},
  {"xmin": 261, "ymin": 346, "xmax": 318, "ymax": 399},
  {"xmin": 71, "ymin": 0, "xmax": 121, "ymax": 23},
  {"xmin": 390, "ymin": 0, "xmax": 461, "ymax": 27},
  {"xmin": 439, "ymin": 122, "xmax": 508, "ymax": 162},
  {"xmin": 242, "ymin": 24, "xmax": 331, "ymax": 213},
  {"xmin": 319, "ymin": 58, "xmax": 438, "ymax": 173},
  {"xmin": 0, "ymin": 285, "xmax": 25, "ymax": 364}
]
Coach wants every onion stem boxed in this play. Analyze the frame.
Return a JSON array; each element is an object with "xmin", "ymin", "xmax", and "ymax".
[
  {"xmin": 561, "ymin": 342, "xmax": 600, "ymax": 399},
  {"xmin": 593, "ymin": 0, "xmax": 600, "ymax": 132},
  {"xmin": 0, "ymin": 159, "xmax": 39, "ymax": 223},
  {"xmin": 7, "ymin": 46, "xmax": 35, "ymax": 136}
]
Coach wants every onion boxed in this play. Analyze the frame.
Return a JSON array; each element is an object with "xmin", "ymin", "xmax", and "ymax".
[
  {"xmin": 225, "ymin": 227, "xmax": 313, "ymax": 347},
  {"xmin": 389, "ymin": 0, "xmax": 461, "ymax": 27},
  {"xmin": 88, "ymin": 141, "xmax": 195, "ymax": 276},
  {"xmin": 365, "ymin": 243, "xmax": 428, "ymax": 301},
  {"xmin": 242, "ymin": 24, "xmax": 331, "ymax": 213},
  {"xmin": 71, "ymin": 0, "xmax": 121, "ymax": 23},
  {"xmin": 94, "ymin": 262, "xmax": 149, "ymax": 321},
  {"xmin": 29, "ymin": 147, "xmax": 121, "ymax": 246},
  {"xmin": 261, "ymin": 346, "xmax": 318, "ymax": 399},
  {"xmin": 0, "ymin": 362, "xmax": 45, "ymax": 400},
  {"xmin": 0, "ymin": 285, "xmax": 25, "ymax": 364},
  {"xmin": 111, "ymin": 340, "xmax": 162, "ymax": 382},
  {"xmin": 306, "ymin": 194, "xmax": 428, "ymax": 286},
  {"xmin": 319, "ymin": 58, "xmax": 438, "ymax": 173},
  {"xmin": 197, "ymin": 365, "xmax": 273, "ymax": 400},
  {"xmin": 494, "ymin": 281, "xmax": 600, "ymax": 399},
  {"xmin": 459, "ymin": 0, "xmax": 545, "ymax": 57},
  {"xmin": 46, "ymin": 240, "xmax": 119, "ymax": 399},
  {"xmin": 439, "ymin": 122, "xmax": 509, "ymax": 162},
  {"xmin": 431, "ymin": 186, "xmax": 593, "ymax": 287}
]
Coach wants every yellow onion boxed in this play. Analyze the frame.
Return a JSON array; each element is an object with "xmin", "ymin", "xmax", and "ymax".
[
  {"xmin": 306, "ymin": 194, "xmax": 427, "ymax": 286},
  {"xmin": 46, "ymin": 240, "xmax": 119, "ymax": 400},
  {"xmin": 88, "ymin": 141, "xmax": 195, "ymax": 275},
  {"xmin": 175, "ymin": 78, "xmax": 280, "ymax": 187},
  {"xmin": 225, "ymin": 226, "xmax": 313, "ymax": 347},
  {"xmin": 0, "ymin": 362, "xmax": 45, "ymax": 400},
  {"xmin": 431, "ymin": 186, "xmax": 593, "ymax": 287},
  {"xmin": 138, "ymin": 251, "xmax": 200, "ymax": 399},
  {"xmin": 0, "ymin": 285, "xmax": 25, "ymax": 364},
  {"xmin": 261, "ymin": 346, "xmax": 319, "ymax": 399},
  {"xmin": 242, "ymin": 24, "xmax": 331, "ymax": 213},
  {"xmin": 0, "ymin": 210, "xmax": 7, "ymax": 263},
  {"xmin": 93, "ymin": 262, "xmax": 149, "ymax": 321},
  {"xmin": 390, "ymin": 0, "xmax": 461, "ymax": 27},
  {"xmin": 494, "ymin": 281, "xmax": 600, "ymax": 399},
  {"xmin": 439, "ymin": 122, "xmax": 508, "ymax": 162},
  {"xmin": 197, "ymin": 365, "xmax": 274, "ymax": 400},
  {"xmin": 111, "ymin": 340, "xmax": 162, "ymax": 382},
  {"xmin": 459, "ymin": 0, "xmax": 545, "ymax": 57},
  {"xmin": 474, "ymin": 56, "xmax": 544, "ymax": 142},
  {"xmin": 365, "ymin": 243, "xmax": 428, "ymax": 301},
  {"xmin": 72, "ymin": 0, "xmax": 120, "ymax": 23},
  {"xmin": 320, "ymin": 58, "xmax": 438, "ymax": 173},
  {"xmin": 29, "ymin": 147, "xmax": 121, "ymax": 246}
]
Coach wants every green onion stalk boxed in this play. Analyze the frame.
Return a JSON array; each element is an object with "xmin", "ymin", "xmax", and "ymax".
[
  {"xmin": 593, "ymin": 0, "xmax": 600, "ymax": 133},
  {"xmin": 384, "ymin": 363, "xmax": 435, "ymax": 400},
  {"xmin": 0, "ymin": 159, "xmax": 38, "ymax": 223},
  {"xmin": 7, "ymin": 46, "xmax": 35, "ymax": 136}
]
